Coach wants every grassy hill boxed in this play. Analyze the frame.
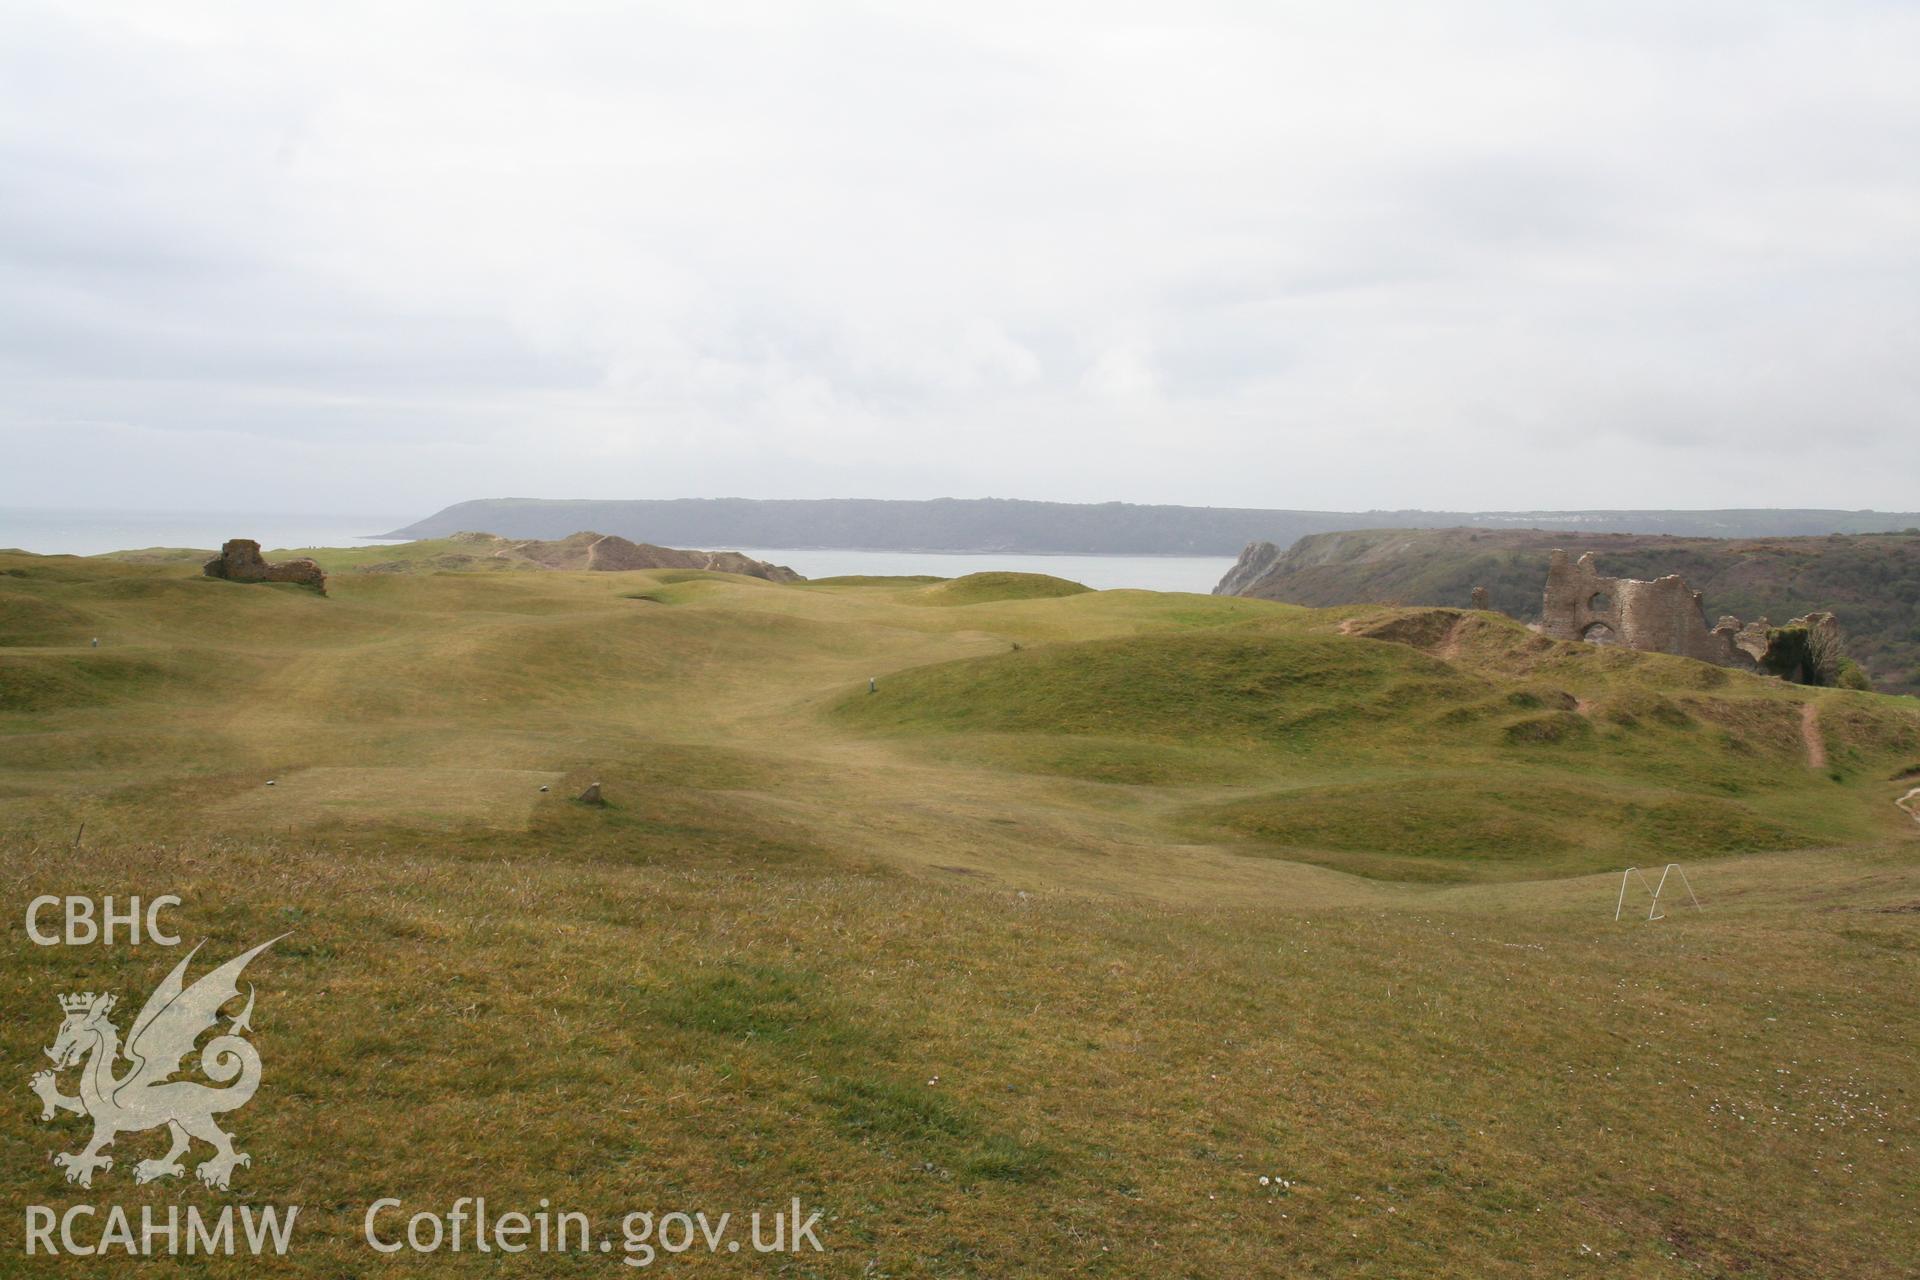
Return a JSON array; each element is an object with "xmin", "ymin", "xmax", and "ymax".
[
  {"xmin": 4, "ymin": 548, "xmax": 1919, "ymax": 1276},
  {"xmin": 1218, "ymin": 527, "xmax": 1920, "ymax": 695},
  {"xmin": 833, "ymin": 606, "xmax": 1914, "ymax": 881}
]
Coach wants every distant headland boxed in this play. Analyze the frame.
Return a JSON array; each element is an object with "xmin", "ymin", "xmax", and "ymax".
[{"xmin": 382, "ymin": 497, "xmax": 1920, "ymax": 557}]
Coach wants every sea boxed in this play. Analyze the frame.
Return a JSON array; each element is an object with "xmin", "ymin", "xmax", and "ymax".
[{"xmin": 0, "ymin": 508, "xmax": 1239, "ymax": 594}]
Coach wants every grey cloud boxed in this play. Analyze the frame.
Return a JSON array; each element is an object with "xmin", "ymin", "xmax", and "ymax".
[{"xmin": 1, "ymin": 1, "xmax": 1917, "ymax": 514}]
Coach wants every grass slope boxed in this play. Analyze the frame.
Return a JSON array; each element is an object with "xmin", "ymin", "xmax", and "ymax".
[
  {"xmin": 834, "ymin": 607, "xmax": 1915, "ymax": 880},
  {"xmin": 3, "ymin": 550, "xmax": 1919, "ymax": 1276}
]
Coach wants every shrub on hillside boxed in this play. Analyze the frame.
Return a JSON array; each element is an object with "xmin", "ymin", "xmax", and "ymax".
[
  {"xmin": 1764, "ymin": 621, "xmax": 1870, "ymax": 689},
  {"xmin": 1836, "ymin": 659, "xmax": 1874, "ymax": 692}
]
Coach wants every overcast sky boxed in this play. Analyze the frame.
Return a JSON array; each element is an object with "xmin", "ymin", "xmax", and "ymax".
[{"xmin": 3, "ymin": 1, "xmax": 1917, "ymax": 517}]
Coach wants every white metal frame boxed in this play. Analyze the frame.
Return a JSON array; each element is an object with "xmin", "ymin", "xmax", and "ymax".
[{"xmin": 1614, "ymin": 862, "xmax": 1702, "ymax": 921}]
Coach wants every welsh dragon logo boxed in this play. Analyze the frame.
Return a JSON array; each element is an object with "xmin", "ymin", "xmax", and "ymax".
[{"xmin": 30, "ymin": 936, "xmax": 283, "ymax": 1190}]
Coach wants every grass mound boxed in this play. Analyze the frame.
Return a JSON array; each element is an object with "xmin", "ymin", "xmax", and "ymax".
[
  {"xmin": 91, "ymin": 546, "xmax": 213, "ymax": 564},
  {"xmin": 901, "ymin": 732, "xmax": 1268, "ymax": 785},
  {"xmin": 1195, "ymin": 777, "xmax": 1821, "ymax": 881},
  {"xmin": 834, "ymin": 610, "xmax": 1920, "ymax": 873},
  {"xmin": 0, "ymin": 592, "xmax": 99, "ymax": 644},
  {"xmin": 908, "ymin": 571, "xmax": 1092, "ymax": 606},
  {"xmin": 806, "ymin": 574, "xmax": 948, "ymax": 586},
  {"xmin": 835, "ymin": 628, "xmax": 1462, "ymax": 745},
  {"xmin": 0, "ymin": 649, "xmax": 200, "ymax": 713}
]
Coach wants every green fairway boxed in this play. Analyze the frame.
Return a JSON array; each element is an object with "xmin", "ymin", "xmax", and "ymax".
[{"xmin": 3, "ymin": 548, "xmax": 1918, "ymax": 1276}]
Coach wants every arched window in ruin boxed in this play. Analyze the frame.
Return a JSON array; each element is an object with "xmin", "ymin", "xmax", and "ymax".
[
  {"xmin": 1588, "ymin": 591, "xmax": 1613, "ymax": 613},
  {"xmin": 1581, "ymin": 621, "xmax": 1619, "ymax": 646}
]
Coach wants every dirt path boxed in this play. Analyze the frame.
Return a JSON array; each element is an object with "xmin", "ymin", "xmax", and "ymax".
[
  {"xmin": 1800, "ymin": 702, "xmax": 1827, "ymax": 769},
  {"xmin": 1898, "ymin": 787, "xmax": 1920, "ymax": 825}
]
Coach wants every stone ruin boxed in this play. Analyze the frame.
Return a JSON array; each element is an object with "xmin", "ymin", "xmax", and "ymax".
[
  {"xmin": 1541, "ymin": 550, "xmax": 1836, "ymax": 676},
  {"xmin": 1542, "ymin": 550, "xmax": 1744, "ymax": 664},
  {"xmin": 202, "ymin": 539, "xmax": 327, "ymax": 595}
]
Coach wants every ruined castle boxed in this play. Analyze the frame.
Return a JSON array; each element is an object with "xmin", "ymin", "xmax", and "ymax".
[
  {"xmin": 202, "ymin": 539, "xmax": 328, "ymax": 594},
  {"xmin": 1540, "ymin": 550, "xmax": 1834, "ymax": 676}
]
